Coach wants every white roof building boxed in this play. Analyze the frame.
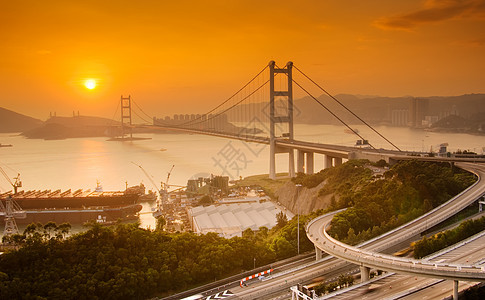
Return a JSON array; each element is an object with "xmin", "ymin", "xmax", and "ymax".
[{"xmin": 188, "ymin": 199, "xmax": 284, "ymax": 238}]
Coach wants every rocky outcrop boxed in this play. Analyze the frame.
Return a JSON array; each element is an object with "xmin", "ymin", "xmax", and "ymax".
[{"xmin": 274, "ymin": 180, "xmax": 336, "ymax": 215}]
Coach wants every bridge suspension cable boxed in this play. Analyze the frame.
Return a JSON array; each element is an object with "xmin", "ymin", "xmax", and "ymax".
[
  {"xmin": 290, "ymin": 78, "xmax": 379, "ymax": 150},
  {"xmin": 293, "ymin": 65, "xmax": 402, "ymax": 152},
  {"xmin": 173, "ymin": 65, "xmax": 269, "ymax": 127},
  {"xmin": 171, "ymin": 80, "xmax": 269, "ymax": 130},
  {"xmin": 131, "ymin": 97, "xmax": 155, "ymax": 124}
]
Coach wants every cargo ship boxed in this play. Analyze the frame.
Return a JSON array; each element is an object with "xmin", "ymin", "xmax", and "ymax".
[
  {"xmin": 0, "ymin": 183, "xmax": 147, "ymax": 225},
  {"xmin": 2, "ymin": 204, "xmax": 143, "ymax": 225}
]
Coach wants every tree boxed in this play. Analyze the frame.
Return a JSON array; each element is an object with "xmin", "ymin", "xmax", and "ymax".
[
  {"xmin": 275, "ymin": 211, "xmax": 288, "ymax": 228},
  {"xmin": 374, "ymin": 159, "xmax": 388, "ymax": 168},
  {"xmin": 242, "ymin": 228, "xmax": 254, "ymax": 239},
  {"xmin": 155, "ymin": 216, "xmax": 166, "ymax": 231},
  {"xmin": 43, "ymin": 221, "xmax": 57, "ymax": 240},
  {"xmin": 198, "ymin": 195, "xmax": 213, "ymax": 206},
  {"xmin": 313, "ymin": 282, "xmax": 327, "ymax": 296},
  {"xmin": 56, "ymin": 223, "xmax": 71, "ymax": 240}
]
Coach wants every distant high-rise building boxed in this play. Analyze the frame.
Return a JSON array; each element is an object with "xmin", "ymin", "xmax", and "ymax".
[
  {"xmin": 409, "ymin": 98, "xmax": 429, "ymax": 128},
  {"xmin": 391, "ymin": 109, "xmax": 409, "ymax": 126}
]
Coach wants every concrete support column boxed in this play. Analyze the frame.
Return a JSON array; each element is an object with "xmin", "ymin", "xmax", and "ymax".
[
  {"xmin": 334, "ymin": 157, "xmax": 343, "ymax": 166},
  {"xmin": 297, "ymin": 150, "xmax": 304, "ymax": 173},
  {"xmin": 288, "ymin": 149, "xmax": 295, "ymax": 177},
  {"xmin": 479, "ymin": 196, "xmax": 485, "ymax": 213},
  {"xmin": 323, "ymin": 155, "xmax": 333, "ymax": 169},
  {"xmin": 269, "ymin": 140, "xmax": 276, "ymax": 180},
  {"xmin": 360, "ymin": 266, "xmax": 370, "ymax": 282},
  {"xmin": 305, "ymin": 152, "xmax": 314, "ymax": 174},
  {"xmin": 315, "ymin": 246, "xmax": 323, "ymax": 260},
  {"xmin": 453, "ymin": 280, "xmax": 459, "ymax": 300}
]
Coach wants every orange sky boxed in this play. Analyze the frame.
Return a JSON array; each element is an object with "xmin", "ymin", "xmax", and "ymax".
[{"xmin": 1, "ymin": 0, "xmax": 484, "ymax": 120}]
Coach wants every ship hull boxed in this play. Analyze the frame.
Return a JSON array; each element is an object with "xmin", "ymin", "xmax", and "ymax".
[
  {"xmin": 12, "ymin": 194, "xmax": 139, "ymax": 210},
  {"xmin": 1, "ymin": 204, "xmax": 142, "ymax": 224}
]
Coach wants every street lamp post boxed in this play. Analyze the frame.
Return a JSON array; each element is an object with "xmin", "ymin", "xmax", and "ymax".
[{"xmin": 296, "ymin": 184, "xmax": 302, "ymax": 255}]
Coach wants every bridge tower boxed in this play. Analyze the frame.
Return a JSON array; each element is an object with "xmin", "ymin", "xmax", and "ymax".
[
  {"xmin": 269, "ymin": 61, "xmax": 295, "ymax": 179},
  {"xmin": 120, "ymin": 95, "xmax": 133, "ymax": 139}
]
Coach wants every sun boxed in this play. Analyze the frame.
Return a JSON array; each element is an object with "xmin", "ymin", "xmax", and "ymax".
[{"xmin": 84, "ymin": 79, "xmax": 96, "ymax": 90}]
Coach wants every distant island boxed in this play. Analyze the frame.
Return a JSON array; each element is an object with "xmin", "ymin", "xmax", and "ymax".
[
  {"xmin": 428, "ymin": 113, "xmax": 485, "ymax": 135},
  {"xmin": 0, "ymin": 93, "xmax": 484, "ymax": 139},
  {"xmin": 21, "ymin": 115, "xmax": 124, "ymax": 140},
  {"xmin": 0, "ymin": 107, "xmax": 43, "ymax": 133}
]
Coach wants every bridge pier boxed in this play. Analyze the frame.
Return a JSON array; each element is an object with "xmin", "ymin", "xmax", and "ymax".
[
  {"xmin": 305, "ymin": 152, "xmax": 314, "ymax": 174},
  {"xmin": 296, "ymin": 150, "xmax": 315, "ymax": 175},
  {"xmin": 297, "ymin": 150, "xmax": 304, "ymax": 173},
  {"xmin": 479, "ymin": 196, "xmax": 485, "ymax": 213},
  {"xmin": 453, "ymin": 280, "xmax": 459, "ymax": 300},
  {"xmin": 270, "ymin": 140, "xmax": 276, "ymax": 180},
  {"xmin": 289, "ymin": 149, "xmax": 295, "ymax": 178},
  {"xmin": 334, "ymin": 157, "xmax": 342, "ymax": 166},
  {"xmin": 323, "ymin": 155, "xmax": 333, "ymax": 169},
  {"xmin": 315, "ymin": 246, "xmax": 324, "ymax": 260},
  {"xmin": 360, "ymin": 266, "xmax": 370, "ymax": 282}
]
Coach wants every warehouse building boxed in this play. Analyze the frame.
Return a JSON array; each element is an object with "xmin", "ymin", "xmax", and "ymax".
[{"xmin": 188, "ymin": 200, "xmax": 285, "ymax": 238}]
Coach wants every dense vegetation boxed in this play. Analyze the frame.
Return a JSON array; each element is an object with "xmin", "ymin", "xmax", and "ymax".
[
  {"xmin": 292, "ymin": 159, "xmax": 375, "ymax": 191},
  {"xmin": 413, "ymin": 216, "xmax": 485, "ymax": 259},
  {"xmin": 328, "ymin": 160, "xmax": 475, "ymax": 245},
  {"xmin": 329, "ymin": 161, "xmax": 476, "ymax": 245},
  {"xmin": 0, "ymin": 213, "xmax": 317, "ymax": 299}
]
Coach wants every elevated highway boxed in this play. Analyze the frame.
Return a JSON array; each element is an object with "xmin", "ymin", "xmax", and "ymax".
[
  {"xmin": 307, "ymin": 214, "xmax": 485, "ymax": 282},
  {"xmin": 305, "ymin": 162, "xmax": 485, "ymax": 298},
  {"xmin": 317, "ymin": 231, "xmax": 485, "ymax": 299}
]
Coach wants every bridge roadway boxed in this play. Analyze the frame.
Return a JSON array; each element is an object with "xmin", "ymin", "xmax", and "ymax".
[
  {"xmin": 223, "ymin": 162, "xmax": 485, "ymax": 299},
  {"xmin": 145, "ymin": 124, "xmax": 485, "ymax": 164}
]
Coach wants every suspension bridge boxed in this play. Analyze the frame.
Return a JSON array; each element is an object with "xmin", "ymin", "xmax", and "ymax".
[{"xmin": 114, "ymin": 61, "xmax": 484, "ymax": 179}]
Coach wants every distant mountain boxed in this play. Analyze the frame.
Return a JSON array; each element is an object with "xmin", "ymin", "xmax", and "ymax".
[
  {"xmin": 22, "ymin": 116, "xmax": 121, "ymax": 140},
  {"xmin": 0, "ymin": 107, "xmax": 43, "ymax": 133},
  {"xmin": 223, "ymin": 93, "xmax": 485, "ymax": 127}
]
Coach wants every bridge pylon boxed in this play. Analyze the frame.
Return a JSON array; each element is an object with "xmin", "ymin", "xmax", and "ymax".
[
  {"xmin": 269, "ymin": 61, "xmax": 295, "ymax": 179},
  {"xmin": 120, "ymin": 95, "xmax": 133, "ymax": 139}
]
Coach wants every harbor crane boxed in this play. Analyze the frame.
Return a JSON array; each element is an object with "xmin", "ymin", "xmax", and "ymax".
[
  {"xmin": 154, "ymin": 164, "xmax": 176, "ymax": 218},
  {"xmin": 160, "ymin": 164, "xmax": 175, "ymax": 198},
  {"xmin": 0, "ymin": 167, "xmax": 26, "ymax": 237},
  {"xmin": 153, "ymin": 164, "xmax": 185, "ymax": 219},
  {"xmin": 131, "ymin": 163, "xmax": 183, "ymax": 218},
  {"xmin": 131, "ymin": 162, "xmax": 161, "ymax": 200}
]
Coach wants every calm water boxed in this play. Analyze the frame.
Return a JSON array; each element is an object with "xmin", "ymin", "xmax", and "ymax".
[{"xmin": 1, "ymin": 124, "xmax": 484, "ymax": 230}]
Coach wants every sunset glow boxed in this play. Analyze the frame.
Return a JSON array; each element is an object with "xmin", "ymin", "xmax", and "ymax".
[
  {"xmin": 84, "ymin": 79, "xmax": 96, "ymax": 90},
  {"xmin": 1, "ymin": 1, "xmax": 484, "ymax": 119}
]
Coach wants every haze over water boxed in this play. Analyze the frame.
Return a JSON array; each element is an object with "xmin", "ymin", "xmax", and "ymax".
[{"xmin": 1, "ymin": 124, "xmax": 484, "ymax": 230}]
